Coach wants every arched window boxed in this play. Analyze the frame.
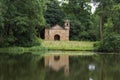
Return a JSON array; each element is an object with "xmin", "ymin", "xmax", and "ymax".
[{"xmin": 54, "ymin": 34, "xmax": 60, "ymax": 40}]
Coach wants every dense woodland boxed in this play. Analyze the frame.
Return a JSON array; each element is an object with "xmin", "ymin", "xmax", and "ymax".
[{"xmin": 0, "ymin": 0, "xmax": 120, "ymax": 52}]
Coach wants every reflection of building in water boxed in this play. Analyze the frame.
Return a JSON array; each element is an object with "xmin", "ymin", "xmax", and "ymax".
[{"xmin": 45, "ymin": 55, "xmax": 69, "ymax": 76}]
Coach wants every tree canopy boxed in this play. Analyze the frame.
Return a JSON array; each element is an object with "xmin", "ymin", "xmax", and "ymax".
[
  {"xmin": 62, "ymin": 0, "xmax": 98, "ymax": 40},
  {"xmin": 94, "ymin": 0, "xmax": 120, "ymax": 52},
  {"xmin": 0, "ymin": 0, "xmax": 47, "ymax": 47},
  {"xmin": 0, "ymin": 0, "xmax": 120, "ymax": 52},
  {"xmin": 44, "ymin": 0, "xmax": 66, "ymax": 27}
]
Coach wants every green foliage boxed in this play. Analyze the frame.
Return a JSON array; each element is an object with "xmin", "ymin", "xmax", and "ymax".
[
  {"xmin": 0, "ymin": 0, "xmax": 47, "ymax": 47},
  {"xmin": 94, "ymin": 33, "xmax": 120, "ymax": 52},
  {"xmin": 69, "ymin": 15, "xmax": 98, "ymax": 41},
  {"xmin": 93, "ymin": 0, "xmax": 120, "ymax": 52},
  {"xmin": 44, "ymin": 0, "xmax": 66, "ymax": 27},
  {"xmin": 62, "ymin": 0, "xmax": 98, "ymax": 41},
  {"xmin": 111, "ymin": 4, "xmax": 120, "ymax": 34}
]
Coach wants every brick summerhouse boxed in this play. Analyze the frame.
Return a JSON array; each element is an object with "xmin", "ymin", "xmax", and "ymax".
[{"xmin": 45, "ymin": 20, "xmax": 70, "ymax": 41}]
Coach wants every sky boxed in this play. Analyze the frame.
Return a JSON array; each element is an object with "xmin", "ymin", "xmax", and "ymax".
[{"xmin": 89, "ymin": 2, "xmax": 99, "ymax": 13}]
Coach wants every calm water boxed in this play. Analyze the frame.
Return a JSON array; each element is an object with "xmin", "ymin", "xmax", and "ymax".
[{"xmin": 0, "ymin": 51, "xmax": 120, "ymax": 80}]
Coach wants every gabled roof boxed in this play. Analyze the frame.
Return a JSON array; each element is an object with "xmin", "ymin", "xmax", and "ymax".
[{"xmin": 50, "ymin": 24, "xmax": 64, "ymax": 30}]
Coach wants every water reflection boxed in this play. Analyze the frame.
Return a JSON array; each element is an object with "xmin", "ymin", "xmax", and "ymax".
[
  {"xmin": 44, "ymin": 53, "xmax": 120, "ymax": 80},
  {"xmin": 45, "ymin": 55, "xmax": 69, "ymax": 76},
  {"xmin": 0, "ymin": 52, "xmax": 120, "ymax": 80},
  {"xmin": 88, "ymin": 64, "xmax": 96, "ymax": 71},
  {"xmin": 89, "ymin": 77, "xmax": 93, "ymax": 80}
]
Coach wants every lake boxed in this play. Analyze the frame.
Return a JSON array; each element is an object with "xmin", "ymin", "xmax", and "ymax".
[{"xmin": 0, "ymin": 51, "xmax": 120, "ymax": 80}]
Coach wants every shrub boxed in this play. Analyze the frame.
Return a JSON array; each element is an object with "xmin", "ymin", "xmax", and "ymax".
[{"xmin": 94, "ymin": 33, "xmax": 120, "ymax": 52}]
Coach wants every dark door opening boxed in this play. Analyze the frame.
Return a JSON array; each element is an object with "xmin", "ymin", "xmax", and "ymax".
[
  {"xmin": 54, "ymin": 34, "xmax": 60, "ymax": 41},
  {"xmin": 54, "ymin": 56, "xmax": 60, "ymax": 61}
]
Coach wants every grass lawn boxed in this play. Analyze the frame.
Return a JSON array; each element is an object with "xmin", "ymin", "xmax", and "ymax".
[
  {"xmin": 0, "ymin": 46, "xmax": 46, "ymax": 54},
  {"xmin": 0, "ymin": 40, "xmax": 95, "ymax": 54},
  {"xmin": 42, "ymin": 41, "xmax": 95, "ymax": 51}
]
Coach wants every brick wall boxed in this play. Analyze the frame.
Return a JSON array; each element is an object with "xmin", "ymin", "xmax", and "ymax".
[{"xmin": 45, "ymin": 26, "xmax": 69, "ymax": 41}]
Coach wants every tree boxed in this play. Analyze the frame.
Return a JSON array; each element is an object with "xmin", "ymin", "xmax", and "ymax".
[
  {"xmin": 94, "ymin": 0, "xmax": 120, "ymax": 52},
  {"xmin": 111, "ymin": 4, "xmax": 120, "ymax": 34},
  {"xmin": 62, "ymin": 0, "xmax": 96, "ymax": 40},
  {"xmin": 0, "ymin": 0, "xmax": 47, "ymax": 47},
  {"xmin": 93, "ymin": 0, "xmax": 114, "ymax": 40},
  {"xmin": 44, "ymin": 0, "xmax": 66, "ymax": 27},
  {"xmin": 89, "ymin": 14, "xmax": 100, "ymax": 40}
]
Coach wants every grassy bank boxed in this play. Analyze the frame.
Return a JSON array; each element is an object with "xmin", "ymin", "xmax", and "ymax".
[
  {"xmin": 42, "ymin": 41, "xmax": 95, "ymax": 51},
  {"xmin": 0, "ymin": 46, "xmax": 47, "ymax": 54},
  {"xmin": 0, "ymin": 41, "xmax": 95, "ymax": 53},
  {"xmin": 44, "ymin": 51, "xmax": 96, "ymax": 56}
]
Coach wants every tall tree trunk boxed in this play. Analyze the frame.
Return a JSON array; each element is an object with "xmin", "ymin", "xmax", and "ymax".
[{"xmin": 100, "ymin": 16, "xmax": 103, "ymax": 41}]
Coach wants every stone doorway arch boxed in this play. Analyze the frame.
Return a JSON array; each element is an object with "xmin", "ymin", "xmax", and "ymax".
[{"xmin": 54, "ymin": 34, "xmax": 60, "ymax": 40}]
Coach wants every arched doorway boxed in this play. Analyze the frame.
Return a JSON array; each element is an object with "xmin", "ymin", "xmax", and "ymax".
[
  {"xmin": 54, "ymin": 34, "xmax": 60, "ymax": 40},
  {"xmin": 54, "ymin": 56, "xmax": 60, "ymax": 61}
]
